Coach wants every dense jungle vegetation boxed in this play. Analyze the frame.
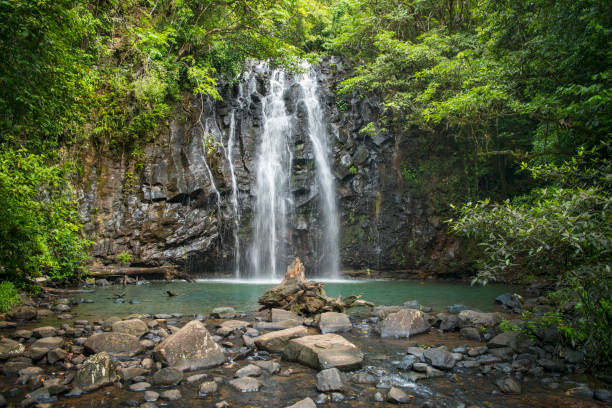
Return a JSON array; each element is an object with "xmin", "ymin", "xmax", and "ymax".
[{"xmin": 0, "ymin": 0, "xmax": 610, "ymax": 365}]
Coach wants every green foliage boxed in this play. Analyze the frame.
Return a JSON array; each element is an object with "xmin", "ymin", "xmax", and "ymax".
[
  {"xmin": 0, "ymin": 282, "xmax": 22, "ymax": 313},
  {"xmin": 119, "ymin": 252, "xmax": 132, "ymax": 266},
  {"xmin": 348, "ymin": 166, "xmax": 357, "ymax": 175},
  {"xmin": 450, "ymin": 144, "xmax": 612, "ymax": 366},
  {"xmin": 0, "ymin": 149, "xmax": 92, "ymax": 285}
]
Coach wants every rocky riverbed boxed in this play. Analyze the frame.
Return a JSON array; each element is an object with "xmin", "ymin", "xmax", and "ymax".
[{"xmin": 1, "ymin": 285, "xmax": 611, "ymax": 408}]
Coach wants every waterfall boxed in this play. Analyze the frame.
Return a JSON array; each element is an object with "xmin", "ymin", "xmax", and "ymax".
[
  {"xmin": 226, "ymin": 109, "xmax": 241, "ymax": 278},
  {"xmin": 249, "ymin": 67, "xmax": 294, "ymax": 280},
  {"xmin": 246, "ymin": 62, "xmax": 340, "ymax": 280},
  {"xmin": 297, "ymin": 67, "xmax": 340, "ymax": 278}
]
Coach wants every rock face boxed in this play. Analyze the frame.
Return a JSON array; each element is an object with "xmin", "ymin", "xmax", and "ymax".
[
  {"xmin": 85, "ymin": 332, "xmax": 144, "ymax": 357},
  {"xmin": 78, "ymin": 57, "xmax": 464, "ymax": 278},
  {"xmin": 283, "ymin": 333, "xmax": 363, "ymax": 371},
  {"xmin": 377, "ymin": 309, "xmax": 430, "ymax": 338},
  {"xmin": 74, "ymin": 352, "xmax": 117, "ymax": 392},
  {"xmin": 153, "ymin": 320, "xmax": 225, "ymax": 371}
]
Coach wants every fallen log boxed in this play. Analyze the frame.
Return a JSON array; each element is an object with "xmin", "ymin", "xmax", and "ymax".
[
  {"xmin": 87, "ymin": 265, "xmax": 195, "ymax": 282},
  {"xmin": 258, "ymin": 258, "xmax": 374, "ymax": 316},
  {"xmin": 42, "ymin": 287, "xmax": 94, "ymax": 294}
]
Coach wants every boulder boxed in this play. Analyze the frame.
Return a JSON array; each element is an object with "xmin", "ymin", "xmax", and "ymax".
[
  {"xmin": 32, "ymin": 326, "xmax": 57, "ymax": 338},
  {"xmin": 74, "ymin": 352, "xmax": 117, "ymax": 392},
  {"xmin": 283, "ymin": 333, "xmax": 363, "ymax": 371},
  {"xmin": 253, "ymin": 325, "xmax": 308, "ymax": 353},
  {"xmin": 488, "ymin": 331, "xmax": 523, "ymax": 350},
  {"xmin": 423, "ymin": 347, "xmax": 456, "ymax": 370},
  {"xmin": 229, "ymin": 376, "xmax": 262, "ymax": 392},
  {"xmin": 458, "ymin": 310, "xmax": 502, "ymax": 328},
  {"xmin": 119, "ymin": 367, "xmax": 148, "ymax": 382},
  {"xmin": 319, "ymin": 312, "xmax": 352, "ymax": 334},
  {"xmin": 440, "ymin": 315, "xmax": 459, "ymax": 332},
  {"xmin": 371, "ymin": 306, "xmax": 402, "ymax": 320},
  {"xmin": 377, "ymin": 309, "xmax": 430, "ymax": 338},
  {"xmin": 151, "ymin": 367, "xmax": 183, "ymax": 386},
  {"xmin": 153, "ymin": 320, "xmax": 225, "ymax": 371},
  {"xmin": 85, "ymin": 332, "xmax": 144, "ymax": 357},
  {"xmin": 31, "ymin": 336, "xmax": 64, "ymax": 351},
  {"xmin": 8, "ymin": 306, "xmax": 37, "ymax": 321},
  {"xmin": 112, "ymin": 319, "xmax": 148, "ymax": 337},
  {"xmin": 47, "ymin": 348, "xmax": 68, "ymax": 364},
  {"xmin": 0, "ymin": 337, "xmax": 25, "ymax": 359},
  {"xmin": 316, "ymin": 367, "xmax": 344, "ymax": 392}
]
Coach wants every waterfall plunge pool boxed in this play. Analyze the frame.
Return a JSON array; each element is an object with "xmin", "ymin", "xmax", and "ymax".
[{"xmin": 70, "ymin": 279, "xmax": 516, "ymax": 320}]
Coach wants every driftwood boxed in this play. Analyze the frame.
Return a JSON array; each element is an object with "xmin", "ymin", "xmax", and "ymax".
[
  {"xmin": 258, "ymin": 258, "xmax": 374, "ymax": 316},
  {"xmin": 42, "ymin": 287, "xmax": 94, "ymax": 294},
  {"xmin": 87, "ymin": 265, "xmax": 195, "ymax": 282}
]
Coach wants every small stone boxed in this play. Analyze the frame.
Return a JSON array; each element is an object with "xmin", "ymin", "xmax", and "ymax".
[
  {"xmin": 413, "ymin": 362, "xmax": 429, "ymax": 372},
  {"xmin": 0, "ymin": 338, "xmax": 25, "ymax": 359},
  {"xmin": 215, "ymin": 401, "xmax": 230, "ymax": 408},
  {"xmin": 567, "ymin": 386, "xmax": 594, "ymax": 399},
  {"xmin": 129, "ymin": 382, "xmax": 151, "ymax": 392},
  {"xmin": 285, "ymin": 398, "xmax": 317, "ymax": 408},
  {"xmin": 160, "ymin": 389, "xmax": 182, "ymax": 400},
  {"xmin": 253, "ymin": 360, "xmax": 280, "ymax": 374},
  {"xmin": 496, "ymin": 377, "xmax": 521, "ymax": 394},
  {"xmin": 211, "ymin": 307, "xmax": 236, "ymax": 319},
  {"xmin": 186, "ymin": 373, "xmax": 207, "ymax": 384},
  {"xmin": 316, "ymin": 367, "xmax": 344, "ymax": 392},
  {"xmin": 331, "ymin": 392, "xmax": 344, "ymax": 402},
  {"xmin": 198, "ymin": 381, "xmax": 218, "ymax": 396},
  {"xmin": 316, "ymin": 393, "xmax": 328, "ymax": 404},
  {"xmin": 229, "ymin": 377, "xmax": 262, "ymax": 392},
  {"xmin": 151, "ymin": 367, "xmax": 183, "ymax": 386},
  {"xmin": 353, "ymin": 372, "xmax": 377, "ymax": 384},
  {"xmin": 319, "ymin": 312, "xmax": 352, "ymax": 334},
  {"xmin": 235, "ymin": 364, "xmax": 262, "ymax": 378},
  {"xmin": 374, "ymin": 391, "xmax": 384, "ymax": 402},
  {"xmin": 47, "ymin": 348, "xmax": 68, "ymax": 364},
  {"xmin": 460, "ymin": 327, "xmax": 482, "ymax": 341},
  {"xmin": 595, "ymin": 389, "xmax": 612, "ymax": 402},
  {"xmin": 144, "ymin": 391, "xmax": 159, "ymax": 402},
  {"xmin": 388, "ymin": 387, "xmax": 410, "ymax": 403}
]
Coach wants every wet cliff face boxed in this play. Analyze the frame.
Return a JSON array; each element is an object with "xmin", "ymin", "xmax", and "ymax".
[{"xmin": 79, "ymin": 57, "xmax": 463, "ymax": 278}]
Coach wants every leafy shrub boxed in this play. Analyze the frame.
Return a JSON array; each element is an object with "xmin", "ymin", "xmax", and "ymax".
[
  {"xmin": 0, "ymin": 282, "xmax": 21, "ymax": 313},
  {"xmin": 450, "ymin": 144, "xmax": 612, "ymax": 367}
]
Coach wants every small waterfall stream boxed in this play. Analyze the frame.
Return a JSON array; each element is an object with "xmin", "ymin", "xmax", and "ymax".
[{"xmin": 297, "ymin": 67, "xmax": 340, "ymax": 278}]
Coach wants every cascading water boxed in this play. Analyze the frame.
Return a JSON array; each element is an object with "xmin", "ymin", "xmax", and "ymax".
[
  {"xmin": 247, "ymin": 62, "xmax": 340, "ymax": 280},
  {"xmin": 249, "ymin": 67, "xmax": 295, "ymax": 280},
  {"xmin": 297, "ymin": 67, "xmax": 340, "ymax": 278},
  {"xmin": 226, "ymin": 108, "xmax": 241, "ymax": 278}
]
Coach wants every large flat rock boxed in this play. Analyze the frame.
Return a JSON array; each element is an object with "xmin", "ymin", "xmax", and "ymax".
[
  {"xmin": 283, "ymin": 333, "xmax": 363, "ymax": 371},
  {"xmin": 85, "ymin": 332, "xmax": 144, "ymax": 357},
  {"xmin": 377, "ymin": 309, "xmax": 430, "ymax": 338},
  {"xmin": 458, "ymin": 310, "xmax": 502, "ymax": 328},
  {"xmin": 154, "ymin": 320, "xmax": 225, "ymax": 371},
  {"xmin": 253, "ymin": 326, "xmax": 308, "ymax": 353}
]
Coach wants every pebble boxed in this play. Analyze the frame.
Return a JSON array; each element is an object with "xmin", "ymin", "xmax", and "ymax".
[
  {"xmin": 144, "ymin": 391, "xmax": 159, "ymax": 402},
  {"xmin": 129, "ymin": 382, "xmax": 151, "ymax": 392},
  {"xmin": 160, "ymin": 389, "xmax": 182, "ymax": 401},
  {"xmin": 199, "ymin": 381, "xmax": 218, "ymax": 396},
  {"xmin": 374, "ymin": 391, "xmax": 384, "ymax": 402},
  {"xmin": 186, "ymin": 373, "xmax": 208, "ymax": 384},
  {"xmin": 235, "ymin": 364, "xmax": 262, "ymax": 378}
]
